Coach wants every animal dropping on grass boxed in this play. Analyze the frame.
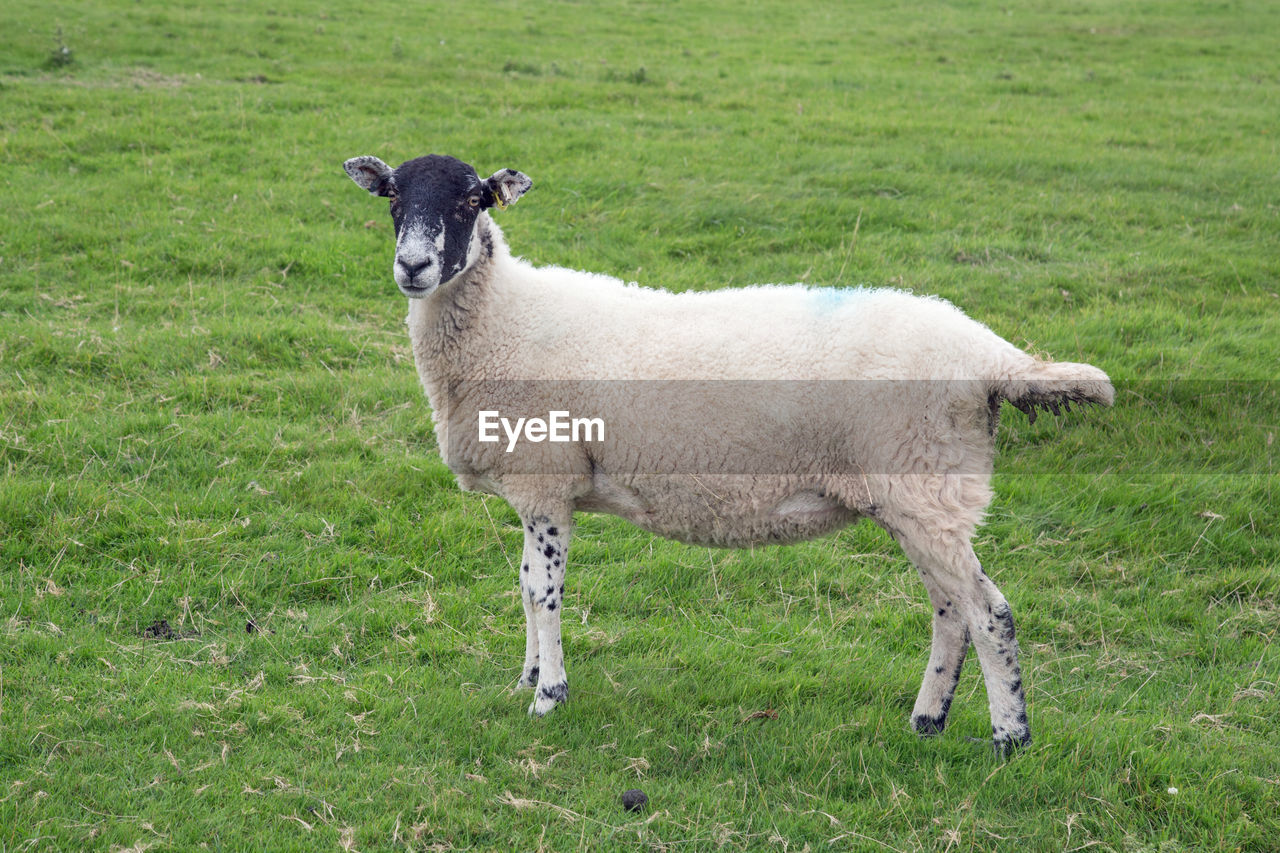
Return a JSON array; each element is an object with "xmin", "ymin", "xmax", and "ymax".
[{"xmin": 621, "ymin": 788, "xmax": 649, "ymax": 812}]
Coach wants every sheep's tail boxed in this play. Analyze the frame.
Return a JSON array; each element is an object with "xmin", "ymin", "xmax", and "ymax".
[{"xmin": 994, "ymin": 358, "xmax": 1114, "ymax": 425}]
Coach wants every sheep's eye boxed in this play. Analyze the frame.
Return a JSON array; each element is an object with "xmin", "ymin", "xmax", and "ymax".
[{"xmin": 467, "ymin": 195, "xmax": 481, "ymax": 208}]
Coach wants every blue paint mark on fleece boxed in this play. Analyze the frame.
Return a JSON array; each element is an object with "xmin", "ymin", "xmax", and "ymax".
[{"xmin": 808, "ymin": 286, "xmax": 871, "ymax": 312}]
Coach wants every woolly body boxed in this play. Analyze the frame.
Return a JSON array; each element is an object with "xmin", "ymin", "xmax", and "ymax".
[{"xmin": 412, "ymin": 221, "xmax": 1103, "ymax": 548}]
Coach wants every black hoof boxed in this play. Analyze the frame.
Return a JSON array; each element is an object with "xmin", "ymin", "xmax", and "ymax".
[
  {"xmin": 517, "ymin": 665, "xmax": 540, "ymax": 688},
  {"xmin": 993, "ymin": 730, "xmax": 1032, "ymax": 758},
  {"xmin": 912, "ymin": 713, "xmax": 948, "ymax": 737}
]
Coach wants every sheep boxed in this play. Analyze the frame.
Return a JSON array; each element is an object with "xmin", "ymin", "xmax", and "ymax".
[{"xmin": 343, "ymin": 152, "xmax": 1114, "ymax": 753}]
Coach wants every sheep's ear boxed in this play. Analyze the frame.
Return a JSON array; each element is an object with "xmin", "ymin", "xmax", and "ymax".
[
  {"xmin": 482, "ymin": 168, "xmax": 532, "ymax": 209},
  {"xmin": 344, "ymin": 156, "xmax": 396, "ymax": 197}
]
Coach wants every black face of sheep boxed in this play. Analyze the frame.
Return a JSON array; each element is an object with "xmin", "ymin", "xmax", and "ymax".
[{"xmin": 344, "ymin": 154, "xmax": 531, "ymax": 298}]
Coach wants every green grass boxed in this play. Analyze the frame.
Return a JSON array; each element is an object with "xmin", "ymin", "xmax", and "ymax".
[{"xmin": 2, "ymin": 0, "xmax": 1278, "ymax": 849}]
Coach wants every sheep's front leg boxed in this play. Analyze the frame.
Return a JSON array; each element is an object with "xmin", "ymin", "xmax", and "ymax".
[
  {"xmin": 517, "ymin": 565, "xmax": 540, "ymax": 689},
  {"xmin": 519, "ymin": 516, "xmax": 571, "ymax": 716}
]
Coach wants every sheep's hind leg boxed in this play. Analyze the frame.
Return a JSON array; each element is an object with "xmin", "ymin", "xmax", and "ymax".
[
  {"xmin": 972, "ymin": 580, "xmax": 1030, "ymax": 755},
  {"xmin": 519, "ymin": 515, "xmax": 572, "ymax": 716},
  {"xmin": 910, "ymin": 579, "xmax": 969, "ymax": 736},
  {"xmin": 887, "ymin": 518, "xmax": 1030, "ymax": 754}
]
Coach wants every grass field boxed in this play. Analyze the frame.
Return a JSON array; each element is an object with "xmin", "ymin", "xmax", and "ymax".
[{"xmin": 2, "ymin": 0, "xmax": 1278, "ymax": 849}]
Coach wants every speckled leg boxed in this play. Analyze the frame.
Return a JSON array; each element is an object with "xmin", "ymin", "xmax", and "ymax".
[
  {"xmin": 517, "ymin": 562, "xmax": 540, "ymax": 689},
  {"xmin": 910, "ymin": 576, "xmax": 970, "ymax": 736},
  {"xmin": 888, "ymin": 519, "xmax": 1030, "ymax": 753},
  {"xmin": 519, "ymin": 515, "xmax": 571, "ymax": 716},
  {"xmin": 970, "ymin": 578, "xmax": 1030, "ymax": 756}
]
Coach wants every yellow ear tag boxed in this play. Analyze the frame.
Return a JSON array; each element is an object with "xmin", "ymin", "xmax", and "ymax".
[{"xmin": 492, "ymin": 190, "xmax": 508, "ymax": 211}]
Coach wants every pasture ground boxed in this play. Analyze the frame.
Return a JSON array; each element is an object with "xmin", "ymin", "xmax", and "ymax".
[{"xmin": 1, "ymin": 1, "xmax": 1277, "ymax": 849}]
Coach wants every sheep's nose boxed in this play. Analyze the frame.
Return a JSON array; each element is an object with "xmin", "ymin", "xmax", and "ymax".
[{"xmin": 398, "ymin": 257, "xmax": 434, "ymax": 280}]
